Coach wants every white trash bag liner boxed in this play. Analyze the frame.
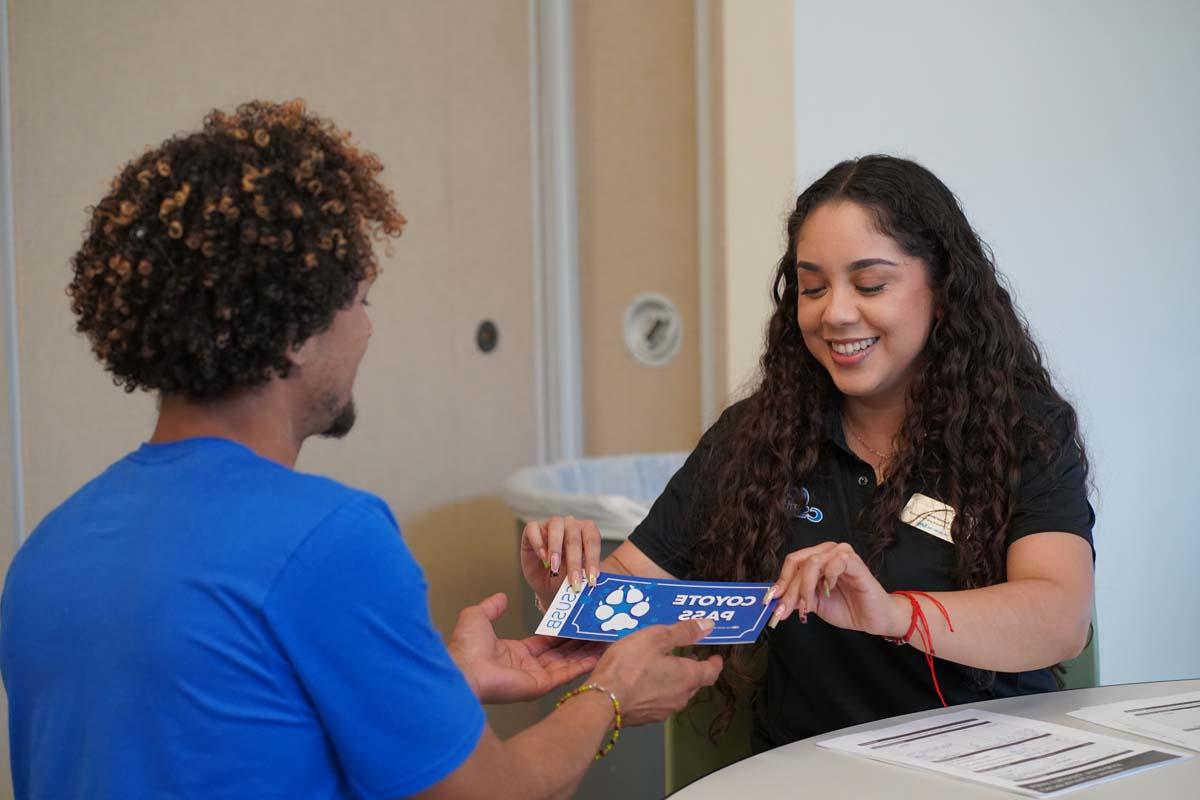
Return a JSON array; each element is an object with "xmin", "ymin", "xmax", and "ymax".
[{"xmin": 503, "ymin": 452, "xmax": 688, "ymax": 541}]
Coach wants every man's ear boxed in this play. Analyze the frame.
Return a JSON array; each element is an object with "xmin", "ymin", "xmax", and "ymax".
[{"xmin": 288, "ymin": 336, "xmax": 317, "ymax": 368}]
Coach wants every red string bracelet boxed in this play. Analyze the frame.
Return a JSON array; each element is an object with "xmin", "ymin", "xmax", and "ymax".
[{"xmin": 883, "ymin": 591, "xmax": 955, "ymax": 707}]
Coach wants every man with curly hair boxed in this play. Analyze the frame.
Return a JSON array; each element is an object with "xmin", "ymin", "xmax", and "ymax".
[{"xmin": 0, "ymin": 101, "xmax": 721, "ymax": 800}]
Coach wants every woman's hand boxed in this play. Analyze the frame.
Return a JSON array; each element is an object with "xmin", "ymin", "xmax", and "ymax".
[
  {"xmin": 768, "ymin": 542, "xmax": 908, "ymax": 637},
  {"xmin": 520, "ymin": 516, "xmax": 603, "ymax": 606}
]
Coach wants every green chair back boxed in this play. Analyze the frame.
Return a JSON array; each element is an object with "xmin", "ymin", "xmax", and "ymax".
[
  {"xmin": 1060, "ymin": 617, "xmax": 1100, "ymax": 690},
  {"xmin": 665, "ymin": 646, "xmax": 764, "ymax": 795},
  {"xmin": 664, "ymin": 690, "xmax": 753, "ymax": 796}
]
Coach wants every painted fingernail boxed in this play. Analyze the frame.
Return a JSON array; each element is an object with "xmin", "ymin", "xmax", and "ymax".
[
  {"xmin": 763, "ymin": 586, "xmax": 777, "ymax": 605},
  {"xmin": 542, "ymin": 559, "xmax": 550, "ymax": 570},
  {"xmin": 587, "ymin": 570, "xmax": 598, "ymax": 587},
  {"xmin": 570, "ymin": 572, "xmax": 584, "ymax": 593},
  {"xmin": 550, "ymin": 553, "xmax": 560, "ymax": 575},
  {"xmin": 824, "ymin": 582, "xmax": 831, "ymax": 599},
  {"xmin": 768, "ymin": 605, "xmax": 786, "ymax": 629},
  {"xmin": 696, "ymin": 618, "xmax": 716, "ymax": 633}
]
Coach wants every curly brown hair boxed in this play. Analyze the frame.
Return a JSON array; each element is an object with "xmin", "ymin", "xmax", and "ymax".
[
  {"xmin": 68, "ymin": 99, "xmax": 406, "ymax": 399},
  {"xmin": 691, "ymin": 155, "xmax": 1088, "ymax": 734}
]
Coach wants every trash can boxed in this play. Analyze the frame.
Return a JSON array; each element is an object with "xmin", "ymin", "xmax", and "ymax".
[{"xmin": 503, "ymin": 452, "xmax": 687, "ymax": 800}]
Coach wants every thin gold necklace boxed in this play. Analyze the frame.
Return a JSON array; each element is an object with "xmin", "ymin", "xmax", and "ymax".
[{"xmin": 843, "ymin": 417, "xmax": 895, "ymax": 461}]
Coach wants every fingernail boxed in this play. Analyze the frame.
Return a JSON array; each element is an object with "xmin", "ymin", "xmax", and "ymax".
[
  {"xmin": 696, "ymin": 618, "xmax": 715, "ymax": 633},
  {"xmin": 542, "ymin": 559, "xmax": 550, "ymax": 570},
  {"xmin": 768, "ymin": 606, "xmax": 785, "ymax": 629},
  {"xmin": 550, "ymin": 553, "xmax": 560, "ymax": 575},
  {"xmin": 587, "ymin": 570, "xmax": 598, "ymax": 587},
  {"xmin": 763, "ymin": 586, "xmax": 777, "ymax": 605},
  {"xmin": 823, "ymin": 581, "xmax": 831, "ymax": 599},
  {"xmin": 570, "ymin": 572, "xmax": 584, "ymax": 593},
  {"xmin": 800, "ymin": 612, "xmax": 808, "ymax": 624}
]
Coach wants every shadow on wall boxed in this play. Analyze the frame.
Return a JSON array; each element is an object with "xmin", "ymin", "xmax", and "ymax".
[
  {"xmin": 1, "ymin": 683, "xmax": 10, "ymax": 800},
  {"xmin": 403, "ymin": 495, "xmax": 540, "ymax": 739},
  {"xmin": 1, "ymin": 508, "xmax": 12, "ymax": 800}
]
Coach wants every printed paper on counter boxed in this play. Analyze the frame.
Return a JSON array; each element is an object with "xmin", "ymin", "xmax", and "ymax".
[
  {"xmin": 818, "ymin": 709, "xmax": 1188, "ymax": 797},
  {"xmin": 1068, "ymin": 690, "xmax": 1200, "ymax": 752}
]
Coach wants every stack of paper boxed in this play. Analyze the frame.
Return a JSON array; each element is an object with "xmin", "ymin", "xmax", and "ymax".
[
  {"xmin": 1069, "ymin": 690, "xmax": 1200, "ymax": 752},
  {"xmin": 818, "ymin": 709, "xmax": 1188, "ymax": 797}
]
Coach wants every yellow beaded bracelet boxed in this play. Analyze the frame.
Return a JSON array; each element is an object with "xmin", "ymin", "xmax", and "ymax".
[{"xmin": 555, "ymin": 683, "xmax": 622, "ymax": 760}]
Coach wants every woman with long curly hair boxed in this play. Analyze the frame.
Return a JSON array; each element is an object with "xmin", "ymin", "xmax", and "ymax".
[{"xmin": 523, "ymin": 154, "xmax": 1095, "ymax": 750}]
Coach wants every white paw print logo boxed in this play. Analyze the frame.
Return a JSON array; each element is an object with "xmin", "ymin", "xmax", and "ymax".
[{"xmin": 594, "ymin": 585, "xmax": 651, "ymax": 632}]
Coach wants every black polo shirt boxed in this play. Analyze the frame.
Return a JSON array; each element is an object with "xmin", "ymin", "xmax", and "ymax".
[{"xmin": 629, "ymin": 396, "xmax": 1094, "ymax": 749}]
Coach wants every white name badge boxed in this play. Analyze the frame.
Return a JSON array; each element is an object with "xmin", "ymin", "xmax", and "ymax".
[{"xmin": 900, "ymin": 492, "xmax": 956, "ymax": 543}]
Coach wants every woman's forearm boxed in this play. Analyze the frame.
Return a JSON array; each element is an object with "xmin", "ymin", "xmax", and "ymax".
[{"xmin": 884, "ymin": 578, "xmax": 1092, "ymax": 672}]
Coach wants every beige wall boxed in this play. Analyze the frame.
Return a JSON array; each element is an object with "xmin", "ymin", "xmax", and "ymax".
[
  {"xmin": 5, "ymin": 0, "xmax": 541, "ymax": 772},
  {"xmin": 711, "ymin": 0, "xmax": 796, "ymax": 402},
  {"xmin": 10, "ymin": 0, "xmax": 538, "ymax": 531},
  {"xmin": 0, "ymin": 287, "xmax": 13, "ymax": 800},
  {"xmin": 2, "ymin": 10, "xmax": 16, "ymax": 791},
  {"xmin": 0, "ymin": 326, "xmax": 11, "ymax": 553},
  {"xmin": 575, "ymin": 0, "xmax": 702, "ymax": 454}
]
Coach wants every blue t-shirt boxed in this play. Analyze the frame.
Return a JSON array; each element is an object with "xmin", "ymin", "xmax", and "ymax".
[{"xmin": 0, "ymin": 437, "xmax": 485, "ymax": 799}]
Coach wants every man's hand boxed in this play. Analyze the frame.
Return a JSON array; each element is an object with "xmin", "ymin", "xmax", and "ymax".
[
  {"xmin": 448, "ymin": 593, "xmax": 603, "ymax": 704},
  {"xmin": 590, "ymin": 618, "xmax": 724, "ymax": 726}
]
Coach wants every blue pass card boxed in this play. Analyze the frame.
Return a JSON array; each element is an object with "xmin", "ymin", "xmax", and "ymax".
[{"xmin": 535, "ymin": 572, "xmax": 778, "ymax": 645}]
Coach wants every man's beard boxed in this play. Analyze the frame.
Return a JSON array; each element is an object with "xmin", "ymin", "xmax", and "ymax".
[{"xmin": 319, "ymin": 398, "xmax": 357, "ymax": 439}]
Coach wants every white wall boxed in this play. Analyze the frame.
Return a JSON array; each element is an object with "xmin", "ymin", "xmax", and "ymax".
[{"xmin": 792, "ymin": 0, "xmax": 1200, "ymax": 684}]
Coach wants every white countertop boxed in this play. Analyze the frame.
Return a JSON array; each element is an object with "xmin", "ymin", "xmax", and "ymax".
[{"xmin": 673, "ymin": 679, "xmax": 1200, "ymax": 799}]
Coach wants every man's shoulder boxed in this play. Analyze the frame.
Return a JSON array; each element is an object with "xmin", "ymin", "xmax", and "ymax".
[
  {"xmin": 25, "ymin": 440, "xmax": 395, "ymax": 563},
  {"xmin": 219, "ymin": 457, "xmax": 396, "ymax": 545},
  {"xmin": 152, "ymin": 436, "xmax": 391, "ymax": 529},
  {"xmin": 277, "ymin": 473, "xmax": 396, "ymax": 537}
]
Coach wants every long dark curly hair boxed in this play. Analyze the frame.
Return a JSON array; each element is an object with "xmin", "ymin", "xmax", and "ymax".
[
  {"xmin": 691, "ymin": 154, "xmax": 1088, "ymax": 733},
  {"xmin": 68, "ymin": 99, "xmax": 406, "ymax": 399}
]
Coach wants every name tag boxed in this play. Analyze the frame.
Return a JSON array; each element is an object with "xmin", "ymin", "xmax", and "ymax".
[
  {"xmin": 535, "ymin": 572, "xmax": 776, "ymax": 645},
  {"xmin": 900, "ymin": 493, "xmax": 957, "ymax": 543}
]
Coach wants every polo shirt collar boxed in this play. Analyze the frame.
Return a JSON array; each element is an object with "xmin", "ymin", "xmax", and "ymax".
[{"xmin": 822, "ymin": 405, "xmax": 856, "ymax": 457}]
